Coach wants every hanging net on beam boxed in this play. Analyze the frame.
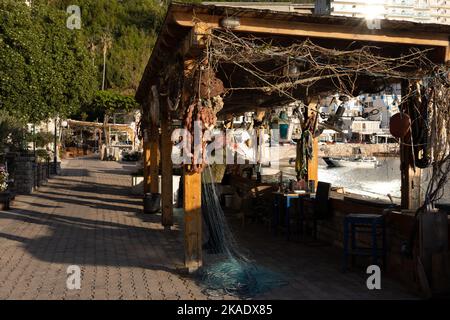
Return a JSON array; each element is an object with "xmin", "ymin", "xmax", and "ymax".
[{"xmin": 197, "ymin": 165, "xmax": 288, "ymax": 298}]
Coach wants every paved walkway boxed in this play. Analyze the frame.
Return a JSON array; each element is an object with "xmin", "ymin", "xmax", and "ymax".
[{"xmin": 0, "ymin": 158, "xmax": 417, "ymax": 300}]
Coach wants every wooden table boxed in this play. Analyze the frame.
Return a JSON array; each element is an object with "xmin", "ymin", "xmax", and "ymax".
[{"xmin": 273, "ymin": 191, "xmax": 311, "ymax": 240}]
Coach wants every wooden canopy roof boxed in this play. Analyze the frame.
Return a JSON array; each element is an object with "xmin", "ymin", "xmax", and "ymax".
[{"xmin": 136, "ymin": 2, "xmax": 450, "ymax": 114}]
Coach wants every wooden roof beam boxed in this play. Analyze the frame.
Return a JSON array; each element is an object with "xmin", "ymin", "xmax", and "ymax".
[
  {"xmin": 180, "ymin": 22, "xmax": 212, "ymax": 58},
  {"xmin": 172, "ymin": 12, "xmax": 450, "ymax": 49},
  {"xmin": 446, "ymin": 38, "xmax": 450, "ymax": 62}
]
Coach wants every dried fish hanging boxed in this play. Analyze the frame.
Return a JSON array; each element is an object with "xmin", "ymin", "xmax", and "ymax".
[{"xmin": 183, "ymin": 55, "xmax": 225, "ymax": 173}]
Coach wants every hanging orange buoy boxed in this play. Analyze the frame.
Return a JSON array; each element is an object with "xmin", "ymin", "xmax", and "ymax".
[{"xmin": 389, "ymin": 113, "xmax": 411, "ymax": 138}]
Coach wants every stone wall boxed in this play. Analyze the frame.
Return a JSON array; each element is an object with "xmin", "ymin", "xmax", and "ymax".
[
  {"xmin": 318, "ymin": 143, "xmax": 399, "ymax": 157},
  {"xmin": 277, "ymin": 143, "xmax": 400, "ymax": 163},
  {"xmin": 14, "ymin": 156, "xmax": 35, "ymax": 194},
  {"xmin": 9, "ymin": 155, "xmax": 56, "ymax": 195}
]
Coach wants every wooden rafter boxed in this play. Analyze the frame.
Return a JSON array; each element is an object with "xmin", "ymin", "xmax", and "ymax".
[{"xmin": 172, "ymin": 12, "xmax": 450, "ymax": 48}]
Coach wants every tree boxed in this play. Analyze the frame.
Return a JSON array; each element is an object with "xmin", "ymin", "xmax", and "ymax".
[
  {"xmin": 46, "ymin": 0, "xmax": 312, "ymax": 96},
  {"xmin": 0, "ymin": 111, "xmax": 29, "ymax": 152},
  {"xmin": 0, "ymin": 1, "xmax": 46, "ymax": 123},
  {"xmin": 86, "ymin": 90, "xmax": 139, "ymax": 148},
  {"xmin": 0, "ymin": 0, "xmax": 97, "ymax": 124},
  {"xmin": 91, "ymin": 90, "xmax": 139, "ymax": 116},
  {"xmin": 33, "ymin": 2, "xmax": 98, "ymax": 121},
  {"xmin": 50, "ymin": 0, "xmax": 165, "ymax": 95}
]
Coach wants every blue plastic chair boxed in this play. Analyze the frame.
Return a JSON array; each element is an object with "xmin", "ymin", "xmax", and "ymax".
[{"xmin": 342, "ymin": 213, "xmax": 386, "ymax": 272}]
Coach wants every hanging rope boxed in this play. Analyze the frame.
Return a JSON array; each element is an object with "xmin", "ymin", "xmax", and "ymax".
[{"xmin": 295, "ymin": 130, "xmax": 313, "ymax": 180}]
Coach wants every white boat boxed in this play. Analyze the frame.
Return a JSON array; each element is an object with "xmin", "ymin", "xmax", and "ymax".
[{"xmin": 323, "ymin": 156, "xmax": 380, "ymax": 168}]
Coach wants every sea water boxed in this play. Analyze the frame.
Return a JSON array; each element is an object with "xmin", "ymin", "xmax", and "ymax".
[{"xmin": 282, "ymin": 157, "xmax": 450, "ymax": 204}]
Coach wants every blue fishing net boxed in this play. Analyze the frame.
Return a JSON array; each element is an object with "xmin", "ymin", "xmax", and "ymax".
[
  {"xmin": 199, "ymin": 258, "xmax": 288, "ymax": 298},
  {"xmin": 196, "ymin": 166, "xmax": 288, "ymax": 298}
]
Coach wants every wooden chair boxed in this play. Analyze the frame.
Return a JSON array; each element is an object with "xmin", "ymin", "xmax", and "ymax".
[
  {"xmin": 228, "ymin": 175, "xmax": 276, "ymax": 227},
  {"xmin": 302, "ymin": 181, "xmax": 332, "ymax": 240},
  {"xmin": 242, "ymin": 185, "xmax": 277, "ymax": 227}
]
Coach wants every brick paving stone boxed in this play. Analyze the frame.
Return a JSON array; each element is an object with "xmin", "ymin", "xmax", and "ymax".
[{"xmin": 0, "ymin": 157, "xmax": 418, "ymax": 300}]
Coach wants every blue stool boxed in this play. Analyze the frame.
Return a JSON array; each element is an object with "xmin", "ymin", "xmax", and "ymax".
[{"xmin": 343, "ymin": 214, "xmax": 386, "ymax": 272}]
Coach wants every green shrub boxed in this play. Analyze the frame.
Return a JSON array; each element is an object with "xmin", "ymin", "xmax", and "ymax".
[{"xmin": 35, "ymin": 149, "xmax": 51, "ymax": 163}]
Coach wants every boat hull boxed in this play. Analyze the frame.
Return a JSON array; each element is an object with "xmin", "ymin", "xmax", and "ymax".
[{"xmin": 323, "ymin": 157, "xmax": 379, "ymax": 168}]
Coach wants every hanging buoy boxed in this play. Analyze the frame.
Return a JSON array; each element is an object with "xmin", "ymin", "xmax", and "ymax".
[{"xmin": 389, "ymin": 113, "xmax": 411, "ymax": 138}]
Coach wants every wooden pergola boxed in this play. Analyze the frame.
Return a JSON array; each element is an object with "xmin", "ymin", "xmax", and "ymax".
[
  {"xmin": 136, "ymin": 2, "xmax": 450, "ymax": 272},
  {"xmin": 66, "ymin": 119, "xmax": 136, "ymax": 148}
]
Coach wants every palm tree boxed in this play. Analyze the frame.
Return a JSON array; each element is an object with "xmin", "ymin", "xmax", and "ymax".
[{"xmin": 100, "ymin": 33, "xmax": 112, "ymax": 91}]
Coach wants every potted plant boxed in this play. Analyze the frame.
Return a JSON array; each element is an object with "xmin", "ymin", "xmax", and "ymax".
[
  {"xmin": 0, "ymin": 165, "xmax": 10, "ymax": 210},
  {"xmin": 34, "ymin": 149, "xmax": 48, "ymax": 186}
]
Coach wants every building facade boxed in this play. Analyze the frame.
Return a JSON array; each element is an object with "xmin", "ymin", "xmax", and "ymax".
[{"xmin": 331, "ymin": 0, "xmax": 450, "ymax": 25}]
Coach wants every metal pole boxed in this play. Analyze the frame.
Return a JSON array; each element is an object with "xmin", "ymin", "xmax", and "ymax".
[
  {"xmin": 32, "ymin": 124, "xmax": 36, "ymax": 155},
  {"xmin": 54, "ymin": 118, "xmax": 57, "ymax": 174}
]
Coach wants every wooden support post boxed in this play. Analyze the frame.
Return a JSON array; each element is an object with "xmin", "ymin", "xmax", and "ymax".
[
  {"xmin": 180, "ymin": 54, "xmax": 203, "ymax": 271},
  {"xmin": 183, "ymin": 170, "xmax": 202, "ymax": 272},
  {"xmin": 307, "ymin": 137, "xmax": 319, "ymax": 186},
  {"xmin": 98, "ymin": 129, "xmax": 103, "ymax": 157},
  {"xmin": 400, "ymin": 139, "xmax": 422, "ymax": 210},
  {"xmin": 131, "ymin": 129, "xmax": 136, "ymax": 150},
  {"xmin": 161, "ymin": 104, "xmax": 173, "ymax": 227},
  {"xmin": 307, "ymin": 100, "xmax": 319, "ymax": 187},
  {"xmin": 149, "ymin": 123, "xmax": 159, "ymax": 194},
  {"xmin": 142, "ymin": 101, "xmax": 152, "ymax": 194},
  {"xmin": 400, "ymin": 80, "xmax": 422, "ymax": 210},
  {"xmin": 143, "ymin": 137, "xmax": 151, "ymax": 194},
  {"xmin": 147, "ymin": 86, "xmax": 160, "ymax": 195}
]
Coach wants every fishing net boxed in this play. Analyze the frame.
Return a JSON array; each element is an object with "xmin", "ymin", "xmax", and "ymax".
[{"xmin": 197, "ymin": 166, "xmax": 288, "ymax": 298}]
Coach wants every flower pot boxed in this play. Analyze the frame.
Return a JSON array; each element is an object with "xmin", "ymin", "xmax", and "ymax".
[
  {"xmin": 0, "ymin": 191, "xmax": 11, "ymax": 210},
  {"xmin": 143, "ymin": 193, "xmax": 161, "ymax": 214}
]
